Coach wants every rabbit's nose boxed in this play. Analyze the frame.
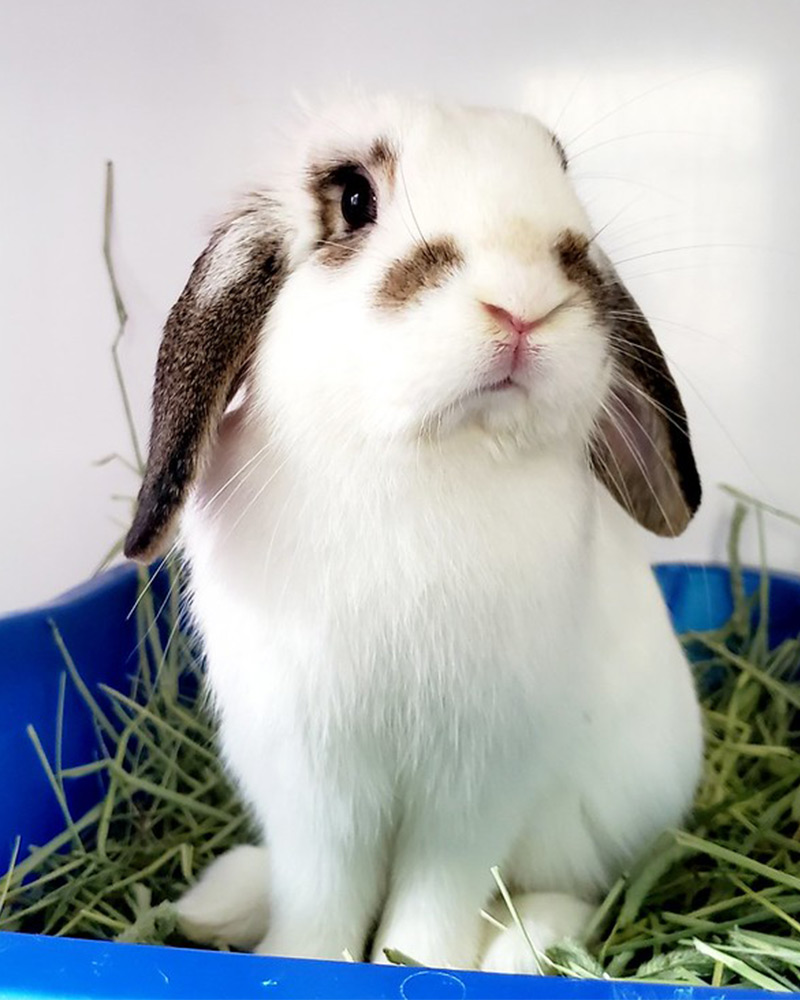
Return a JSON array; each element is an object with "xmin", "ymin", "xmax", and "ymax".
[{"xmin": 480, "ymin": 302, "xmax": 542, "ymax": 337}]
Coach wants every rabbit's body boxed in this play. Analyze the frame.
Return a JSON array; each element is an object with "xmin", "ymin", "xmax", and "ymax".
[
  {"xmin": 181, "ymin": 401, "xmax": 701, "ymax": 966},
  {"xmin": 126, "ymin": 96, "xmax": 703, "ymax": 971}
]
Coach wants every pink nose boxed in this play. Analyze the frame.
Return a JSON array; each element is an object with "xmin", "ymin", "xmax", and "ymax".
[{"xmin": 481, "ymin": 302, "xmax": 541, "ymax": 337}]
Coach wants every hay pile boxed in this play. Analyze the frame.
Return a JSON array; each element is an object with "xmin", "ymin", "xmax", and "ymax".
[{"xmin": 0, "ymin": 555, "xmax": 247, "ymax": 947}]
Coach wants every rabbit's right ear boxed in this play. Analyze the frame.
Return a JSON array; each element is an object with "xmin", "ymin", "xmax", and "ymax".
[{"xmin": 124, "ymin": 195, "xmax": 287, "ymax": 563}]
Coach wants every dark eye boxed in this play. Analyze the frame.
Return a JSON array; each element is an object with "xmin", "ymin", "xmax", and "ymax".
[{"xmin": 340, "ymin": 171, "xmax": 377, "ymax": 230}]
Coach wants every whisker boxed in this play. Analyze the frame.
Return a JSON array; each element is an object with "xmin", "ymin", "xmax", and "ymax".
[
  {"xmin": 569, "ymin": 129, "xmax": 708, "ymax": 162},
  {"xmin": 569, "ymin": 171, "xmax": 688, "ymax": 205},
  {"xmin": 588, "ymin": 196, "xmax": 647, "ymax": 246},
  {"xmin": 599, "ymin": 393, "xmax": 675, "ymax": 534},
  {"xmin": 126, "ymin": 541, "xmax": 182, "ymax": 620},
  {"xmin": 398, "ymin": 159, "xmax": 434, "ymax": 259},
  {"xmin": 612, "ymin": 367, "xmax": 688, "ymax": 436},
  {"xmin": 594, "ymin": 217, "xmax": 683, "ymax": 252},
  {"xmin": 605, "ymin": 341, "xmax": 692, "ymax": 423},
  {"xmin": 200, "ymin": 441, "xmax": 274, "ymax": 514},
  {"xmin": 218, "ymin": 451, "xmax": 294, "ymax": 549},
  {"xmin": 612, "ymin": 242, "xmax": 783, "ymax": 267},
  {"xmin": 607, "ymin": 331, "xmax": 767, "ymax": 493},
  {"xmin": 588, "ymin": 418, "xmax": 635, "ymax": 516},
  {"xmin": 561, "ymin": 67, "xmax": 715, "ymax": 148},
  {"xmin": 316, "ymin": 238, "xmax": 360, "ymax": 258},
  {"xmin": 205, "ymin": 448, "xmax": 273, "ymax": 527},
  {"xmin": 129, "ymin": 554, "xmax": 184, "ymax": 662},
  {"xmin": 607, "ymin": 376, "xmax": 681, "ymax": 535},
  {"xmin": 550, "ymin": 74, "xmax": 588, "ymax": 137},
  {"xmin": 605, "ymin": 328, "xmax": 686, "ymax": 365}
]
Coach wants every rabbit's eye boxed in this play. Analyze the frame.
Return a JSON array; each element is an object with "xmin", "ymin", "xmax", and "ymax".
[{"xmin": 340, "ymin": 171, "xmax": 377, "ymax": 230}]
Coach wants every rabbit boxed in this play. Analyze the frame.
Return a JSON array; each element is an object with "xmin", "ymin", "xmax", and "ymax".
[{"xmin": 124, "ymin": 94, "xmax": 704, "ymax": 974}]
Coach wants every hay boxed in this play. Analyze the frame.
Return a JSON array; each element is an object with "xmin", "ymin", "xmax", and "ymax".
[{"xmin": 0, "ymin": 555, "xmax": 249, "ymax": 946}]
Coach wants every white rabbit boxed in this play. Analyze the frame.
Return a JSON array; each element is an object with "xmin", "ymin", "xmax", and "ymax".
[{"xmin": 125, "ymin": 94, "xmax": 703, "ymax": 973}]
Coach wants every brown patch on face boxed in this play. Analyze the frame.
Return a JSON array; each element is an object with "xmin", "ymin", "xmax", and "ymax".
[
  {"xmin": 374, "ymin": 237, "xmax": 465, "ymax": 311},
  {"xmin": 124, "ymin": 199, "xmax": 286, "ymax": 562},
  {"xmin": 554, "ymin": 230, "xmax": 603, "ymax": 299}
]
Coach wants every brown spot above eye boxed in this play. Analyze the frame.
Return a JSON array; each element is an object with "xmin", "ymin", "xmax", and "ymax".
[
  {"xmin": 374, "ymin": 237, "xmax": 465, "ymax": 311},
  {"xmin": 554, "ymin": 230, "xmax": 603, "ymax": 299}
]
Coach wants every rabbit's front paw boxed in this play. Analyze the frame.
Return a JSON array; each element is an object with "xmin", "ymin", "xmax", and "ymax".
[
  {"xmin": 480, "ymin": 892, "xmax": 594, "ymax": 975},
  {"xmin": 176, "ymin": 844, "xmax": 269, "ymax": 951}
]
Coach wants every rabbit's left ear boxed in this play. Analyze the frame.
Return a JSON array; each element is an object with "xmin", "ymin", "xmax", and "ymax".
[
  {"xmin": 124, "ymin": 195, "xmax": 286, "ymax": 563},
  {"xmin": 588, "ymin": 270, "xmax": 701, "ymax": 537}
]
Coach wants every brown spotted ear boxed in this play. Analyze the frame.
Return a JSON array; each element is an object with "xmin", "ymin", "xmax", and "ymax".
[
  {"xmin": 589, "ymin": 265, "xmax": 701, "ymax": 537},
  {"xmin": 124, "ymin": 195, "xmax": 286, "ymax": 563}
]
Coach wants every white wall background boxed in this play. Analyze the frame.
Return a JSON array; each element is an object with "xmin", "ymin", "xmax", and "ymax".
[{"xmin": 2, "ymin": 0, "xmax": 799, "ymax": 614}]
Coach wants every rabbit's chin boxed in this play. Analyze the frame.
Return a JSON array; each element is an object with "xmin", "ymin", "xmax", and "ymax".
[
  {"xmin": 395, "ymin": 381, "xmax": 603, "ymax": 468},
  {"xmin": 422, "ymin": 382, "xmax": 550, "ymax": 457}
]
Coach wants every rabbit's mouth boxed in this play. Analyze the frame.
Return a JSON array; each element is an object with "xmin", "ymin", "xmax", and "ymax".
[
  {"xmin": 426, "ymin": 371, "xmax": 533, "ymax": 435},
  {"xmin": 454, "ymin": 374, "xmax": 528, "ymax": 411},
  {"xmin": 484, "ymin": 376, "xmax": 516, "ymax": 393}
]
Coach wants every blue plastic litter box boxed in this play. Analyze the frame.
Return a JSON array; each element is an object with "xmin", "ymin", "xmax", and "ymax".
[{"xmin": 1, "ymin": 562, "xmax": 799, "ymax": 1000}]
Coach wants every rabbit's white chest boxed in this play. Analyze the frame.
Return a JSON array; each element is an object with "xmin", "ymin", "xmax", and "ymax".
[
  {"xmin": 185, "ymin": 442, "xmax": 597, "ymax": 803},
  {"xmin": 183, "ymin": 429, "xmax": 701, "ymax": 907}
]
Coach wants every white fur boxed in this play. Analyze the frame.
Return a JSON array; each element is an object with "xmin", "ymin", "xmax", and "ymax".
[
  {"xmin": 175, "ymin": 844, "xmax": 269, "ymax": 950},
  {"xmin": 177, "ymin": 96, "xmax": 703, "ymax": 971},
  {"xmin": 481, "ymin": 892, "xmax": 596, "ymax": 975}
]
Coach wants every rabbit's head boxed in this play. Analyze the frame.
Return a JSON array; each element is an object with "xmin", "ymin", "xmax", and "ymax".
[{"xmin": 125, "ymin": 95, "xmax": 700, "ymax": 562}]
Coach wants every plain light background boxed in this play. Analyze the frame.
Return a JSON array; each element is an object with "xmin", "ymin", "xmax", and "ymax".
[{"xmin": 2, "ymin": 0, "xmax": 799, "ymax": 614}]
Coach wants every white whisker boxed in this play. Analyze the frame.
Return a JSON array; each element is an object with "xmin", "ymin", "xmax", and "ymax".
[{"xmin": 605, "ymin": 379, "xmax": 680, "ymax": 535}]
